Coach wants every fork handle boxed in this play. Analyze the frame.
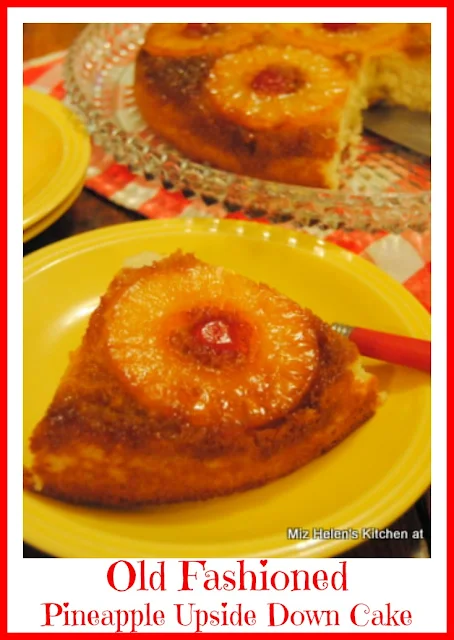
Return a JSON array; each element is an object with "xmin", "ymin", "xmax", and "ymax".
[{"xmin": 349, "ymin": 327, "xmax": 431, "ymax": 373}]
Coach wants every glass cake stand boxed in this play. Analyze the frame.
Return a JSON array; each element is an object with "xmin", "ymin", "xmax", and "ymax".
[{"xmin": 64, "ymin": 23, "xmax": 431, "ymax": 232}]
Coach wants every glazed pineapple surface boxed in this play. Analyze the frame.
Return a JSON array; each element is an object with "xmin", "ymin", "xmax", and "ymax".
[
  {"xmin": 134, "ymin": 22, "xmax": 431, "ymax": 189},
  {"xmin": 106, "ymin": 255, "xmax": 318, "ymax": 429},
  {"xmin": 25, "ymin": 253, "xmax": 379, "ymax": 507},
  {"xmin": 269, "ymin": 23, "xmax": 408, "ymax": 56},
  {"xmin": 206, "ymin": 46, "xmax": 351, "ymax": 130}
]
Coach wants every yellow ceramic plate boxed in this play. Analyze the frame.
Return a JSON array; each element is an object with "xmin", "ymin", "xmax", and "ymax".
[
  {"xmin": 23, "ymin": 87, "xmax": 90, "ymax": 230},
  {"xmin": 23, "ymin": 175, "xmax": 85, "ymax": 243},
  {"xmin": 23, "ymin": 219, "xmax": 431, "ymax": 558}
]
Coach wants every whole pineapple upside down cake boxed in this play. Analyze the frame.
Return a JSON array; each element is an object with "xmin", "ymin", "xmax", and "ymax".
[
  {"xmin": 24, "ymin": 253, "xmax": 380, "ymax": 506},
  {"xmin": 134, "ymin": 23, "xmax": 431, "ymax": 190}
]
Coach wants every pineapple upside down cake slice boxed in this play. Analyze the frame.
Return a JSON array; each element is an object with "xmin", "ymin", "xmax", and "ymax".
[{"xmin": 24, "ymin": 252, "xmax": 379, "ymax": 507}]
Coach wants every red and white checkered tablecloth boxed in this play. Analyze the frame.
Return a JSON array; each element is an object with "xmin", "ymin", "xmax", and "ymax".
[{"xmin": 23, "ymin": 51, "xmax": 431, "ymax": 312}]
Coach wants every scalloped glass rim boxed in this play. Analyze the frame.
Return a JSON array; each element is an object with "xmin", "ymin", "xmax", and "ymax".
[{"xmin": 63, "ymin": 22, "xmax": 431, "ymax": 232}]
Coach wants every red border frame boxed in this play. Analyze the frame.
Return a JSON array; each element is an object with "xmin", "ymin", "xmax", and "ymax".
[
  {"xmin": 6, "ymin": 1, "xmax": 450, "ymax": 6},
  {"xmin": 13, "ymin": 3, "xmax": 448, "ymax": 638}
]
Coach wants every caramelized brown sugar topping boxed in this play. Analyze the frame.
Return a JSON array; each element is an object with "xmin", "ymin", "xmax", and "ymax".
[
  {"xmin": 142, "ymin": 23, "xmax": 264, "ymax": 58},
  {"xmin": 404, "ymin": 23, "xmax": 431, "ymax": 57},
  {"xmin": 183, "ymin": 23, "xmax": 220, "ymax": 38},
  {"xmin": 321, "ymin": 23, "xmax": 359, "ymax": 33},
  {"xmin": 269, "ymin": 23, "xmax": 408, "ymax": 56},
  {"xmin": 142, "ymin": 23, "xmax": 412, "ymax": 60}
]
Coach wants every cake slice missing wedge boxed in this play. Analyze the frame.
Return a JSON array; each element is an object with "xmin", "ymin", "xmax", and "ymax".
[
  {"xmin": 135, "ymin": 43, "xmax": 367, "ymax": 189},
  {"xmin": 134, "ymin": 23, "xmax": 430, "ymax": 190},
  {"xmin": 24, "ymin": 252, "xmax": 379, "ymax": 506}
]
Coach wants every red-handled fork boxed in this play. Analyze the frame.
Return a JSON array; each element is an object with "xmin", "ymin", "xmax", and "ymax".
[{"xmin": 331, "ymin": 323, "xmax": 431, "ymax": 374}]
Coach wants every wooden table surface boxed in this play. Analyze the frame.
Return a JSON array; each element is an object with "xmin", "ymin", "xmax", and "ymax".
[{"xmin": 23, "ymin": 23, "xmax": 431, "ymax": 559}]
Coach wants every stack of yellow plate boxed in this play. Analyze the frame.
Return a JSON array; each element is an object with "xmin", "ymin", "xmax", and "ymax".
[{"xmin": 23, "ymin": 88, "xmax": 91, "ymax": 243}]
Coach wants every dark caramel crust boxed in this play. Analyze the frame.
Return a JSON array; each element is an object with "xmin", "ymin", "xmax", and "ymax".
[
  {"xmin": 25, "ymin": 254, "xmax": 378, "ymax": 507},
  {"xmin": 403, "ymin": 23, "xmax": 431, "ymax": 58}
]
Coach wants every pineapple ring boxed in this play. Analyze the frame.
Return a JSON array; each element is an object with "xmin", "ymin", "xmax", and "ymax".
[
  {"xmin": 270, "ymin": 23, "xmax": 408, "ymax": 57},
  {"xmin": 206, "ymin": 45, "xmax": 351, "ymax": 130},
  {"xmin": 105, "ymin": 256, "xmax": 319, "ymax": 430},
  {"xmin": 142, "ymin": 23, "xmax": 263, "ymax": 58}
]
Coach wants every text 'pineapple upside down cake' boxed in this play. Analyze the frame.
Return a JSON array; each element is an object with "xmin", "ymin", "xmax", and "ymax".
[
  {"xmin": 24, "ymin": 253, "xmax": 379, "ymax": 507},
  {"xmin": 134, "ymin": 23, "xmax": 431, "ymax": 189}
]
